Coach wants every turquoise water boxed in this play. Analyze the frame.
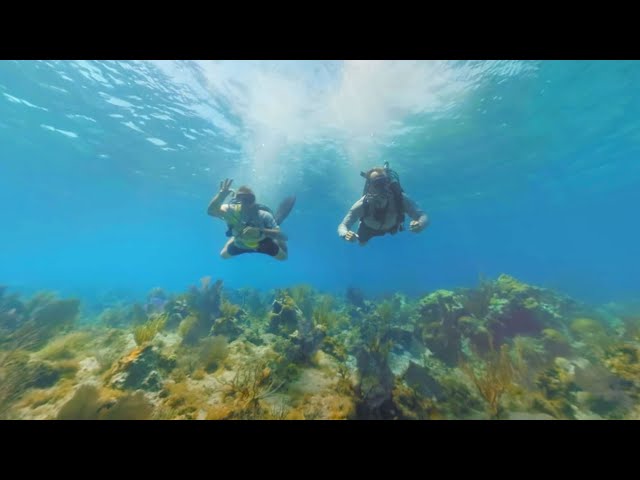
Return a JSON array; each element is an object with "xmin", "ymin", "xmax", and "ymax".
[{"xmin": 1, "ymin": 60, "xmax": 638, "ymax": 305}]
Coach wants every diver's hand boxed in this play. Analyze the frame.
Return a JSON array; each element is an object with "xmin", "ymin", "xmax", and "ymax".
[
  {"xmin": 344, "ymin": 231, "xmax": 358, "ymax": 242},
  {"xmin": 241, "ymin": 226, "xmax": 261, "ymax": 238},
  {"xmin": 219, "ymin": 178, "xmax": 233, "ymax": 195},
  {"xmin": 409, "ymin": 220, "xmax": 422, "ymax": 233}
]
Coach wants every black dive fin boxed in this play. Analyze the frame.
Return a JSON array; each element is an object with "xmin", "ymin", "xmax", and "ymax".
[{"xmin": 274, "ymin": 195, "xmax": 296, "ymax": 225}]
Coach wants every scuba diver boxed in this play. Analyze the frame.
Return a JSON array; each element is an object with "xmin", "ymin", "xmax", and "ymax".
[
  {"xmin": 207, "ymin": 178, "xmax": 295, "ymax": 261},
  {"xmin": 337, "ymin": 162, "xmax": 429, "ymax": 246}
]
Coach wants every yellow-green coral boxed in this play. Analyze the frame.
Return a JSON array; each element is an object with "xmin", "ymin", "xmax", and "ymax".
[
  {"xmin": 542, "ymin": 328, "xmax": 571, "ymax": 357},
  {"xmin": 301, "ymin": 392, "xmax": 355, "ymax": 420},
  {"xmin": 199, "ymin": 336, "xmax": 229, "ymax": 372},
  {"xmin": 100, "ymin": 391, "xmax": 153, "ymax": 420},
  {"xmin": 570, "ymin": 318, "xmax": 606, "ymax": 339},
  {"xmin": 162, "ymin": 381, "xmax": 206, "ymax": 419},
  {"xmin": 460, "ymin": 344, "xmax": 517, "ymax": 419},
  {"xmin": 287, "ymin": 284, "xmax": 315, "ymax": 318},
  {"xmin": 219, "ymin": 299, "xmax": 241, "ymax": 320},
  {"xmin": 512, "ymin": 336, "xmax": 547, "ymax": 370},
  {"xmin": 461, "ymin": 277, "xmax": 498, "ymax": 319},
  {"xmin": 133, "ymin": 314, "xmax": 166, "ymax": 346},
  {"xmin": 495, "ymin": 274, "xmax": 530, "ymax": 295},
  {"xmin": 56, "ymin": 384, "xmax": 153, "ymax": 420},
  {"xmin": 54, "ymin": 359, "xmax": 80, "ymax": 379},
  {"xmin": 56, "ymin": 384, "xmax": 102, "ymax": 420},
  {"xmin": 178, "ymin": 314, "xmax": 199, "ymax": 342},
  {"xmin": 458, "ymin": 315, "xmax": 491, "ymax": 352},
  {"xmin": 529, "ymin": 392, "xmax": 572, "ymax": 419},
  {"xmin": 532, "ymin": 358, "xmax": 577, "ymax": 419},
  {"xmin": 376, "ymin": 300, "xmax": 395, "ymax": 326},
  {"xmin": 604, "ymin": 343, "xmax": 640, "ymax": 388},
  {"xmin": 36, "ymin": 331, "xmax": 92, "ymax": 361},
  {"xmin": 215, "ymin": 360, "xmax": 285, "ymax": 419},
  {"xmin": 28, "ymin": 296, "xmax": 80, "ymax": 345},
  {"xmin": 0, "ymin": 349, "xmax": 31, "ymax": 418},
  {"xmin": 206, "ymin": 403, "xmax": 234, "ymax": 420},
  {"xmin": 312, "ymin": 295, "xmax": 341, "ymax": 331},
  {"xmin": 392, "ymin": 382, "xmax": 442, "ymax": 420},
  {"xmin": 621, "ymin": 316, "xmax": 640, "ymax": 341},
  {"xmin": 439, "ymin": 374, "xmax": 483, "ymax": 418},
  {"xmin": 321, "ymin": 336, "xmax": 348, "ymax": 362},
  {"xmin": 9, "ymin": 270, "xmax": 635, "ymax": 420}
]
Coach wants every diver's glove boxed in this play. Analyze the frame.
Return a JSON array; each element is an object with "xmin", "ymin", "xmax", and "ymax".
[
  {"xmin": 241, "ymin": 226, "xmax": 262, "ymax": 239},
  {"xmin": 343, "ymin": 230, "xmax": 359, "ymax": 242},
  {"xmin": 409, "ymin": 220, "xmax": 423, "ymax": 233}
]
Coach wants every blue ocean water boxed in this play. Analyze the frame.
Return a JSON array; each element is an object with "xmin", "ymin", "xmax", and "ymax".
[{"xmin": 1, "ymin": 60, "xmax": 638, "ymax": 307}]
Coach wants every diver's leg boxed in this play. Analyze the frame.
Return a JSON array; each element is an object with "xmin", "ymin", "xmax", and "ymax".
[
  {"xmin": 220, "ymin": 238, "xmax": 252, "ymax": 259},
  {"xmin": 220, "ymin": 238, "xmax": 235, "ymax": 258},
  {"xmin": 257, "ymin": 238, "xmax": 287, "ymax": 261},
  {"xmin": 357, "ymin": 222, "xmax": 391, "ymax": 246},
  {"xmin": 357, "ymin": 223, "xmax": 378, "ymax": 246},
  {"xmin": 274, "ymin": 240, "xmax": 288, "ymax": 260}
]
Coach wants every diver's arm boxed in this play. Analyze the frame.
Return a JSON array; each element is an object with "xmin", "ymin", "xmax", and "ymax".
[
  {"xmin": 240, "ymin": 225, "xmax": 288, "ymax": 242},
  {"xmin": 245, "ymin": 212, "xmax": 288, "ymax": 241},
  {"xmin": 338, "ymin": 198, "xmax": 365, "ymax": 238},
  {"xmin": 207, "ymin": 179, "xmax": 233, "ymax": 218},
  {"xmin": 259, "ymin": 228, "xmax": 288, "ymax": 242},
  {"xmin": 403, "ymin": 194, "xmax": 429, "ymax": 232}
]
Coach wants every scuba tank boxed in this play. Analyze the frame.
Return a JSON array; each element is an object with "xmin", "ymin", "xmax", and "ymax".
[{"xmin": 359, "ymin": 161, "xmax": 406, "ymax": 232}]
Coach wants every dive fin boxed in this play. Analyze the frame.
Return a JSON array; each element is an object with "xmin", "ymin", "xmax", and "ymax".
[{"xmin": 274, "ymin": 195, "xmax": 296, "ymax": 225}]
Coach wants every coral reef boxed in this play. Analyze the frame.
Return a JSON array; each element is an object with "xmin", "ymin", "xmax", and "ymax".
[
  {"xmin": 2, "ymin": 274, "xmax": 637, "ymax": 420},
  {"xmin": 105, "ymin": 345, "xmax": 176, "ymax": 392},
  {"xmin": 56, "ymin": 384, "xmax": 153, "ymax": 420}
]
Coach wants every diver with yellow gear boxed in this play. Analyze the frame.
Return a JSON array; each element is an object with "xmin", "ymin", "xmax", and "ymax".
[{"xmin": 207, "ymin": 178, "xmax": 295, "ymax": 261}]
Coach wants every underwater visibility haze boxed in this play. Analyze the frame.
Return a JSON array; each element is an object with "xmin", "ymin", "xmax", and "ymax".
[{"xmin": 1, "ymin": 60, "xmax": 639, "ymax": 420}]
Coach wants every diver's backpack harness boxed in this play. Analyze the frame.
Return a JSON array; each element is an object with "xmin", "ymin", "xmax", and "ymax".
[
  {"xmin": 224, "ymin": 200, "xmax": 272, "ymax": 238},
  {"xmin": 224, "ymin": 194, "xmax": 296, "ymax": 238},
  {"xmin": 360, "ymin": 162, "xmax": 405, "ymax": 234}
]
